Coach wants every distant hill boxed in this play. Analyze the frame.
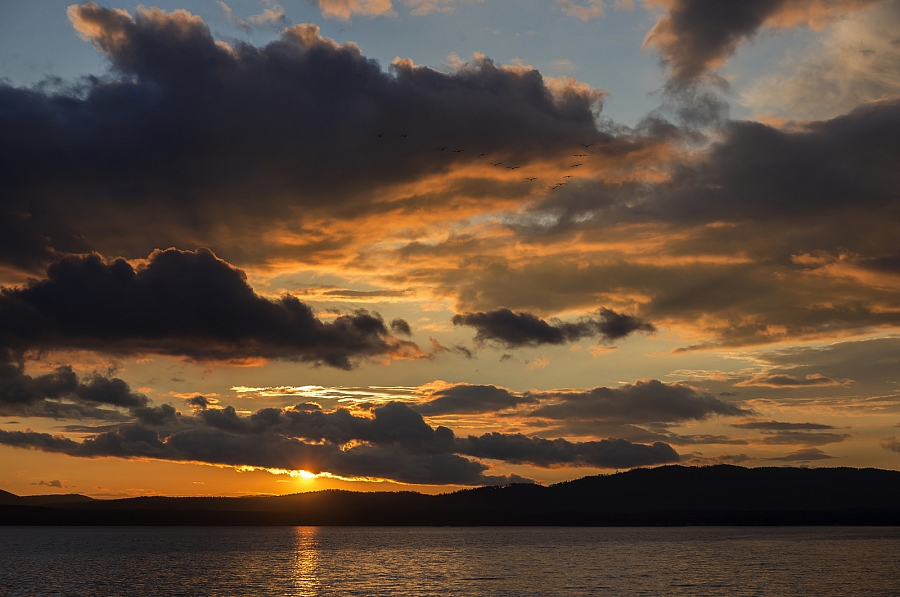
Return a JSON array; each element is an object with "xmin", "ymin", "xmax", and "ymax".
[
  {"xmin": 19, "ymin": 494, "xmax": 95, "ymax": 506},
  {"xmin": 0, "ymin": 489, "xmax": 20, "ymax": 506},
  {"xmin": 0, "ymin": 490, "xmax": 95, "ymax": 507},
  {"xmin": 2, "ymin": 465, "xmax": 899, "ymax": 526}
]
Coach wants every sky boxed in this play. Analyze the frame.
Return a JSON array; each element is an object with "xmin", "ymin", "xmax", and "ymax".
[{"xmin": 1, "ymin": 0, "xmax": 900, "ymax": 498}]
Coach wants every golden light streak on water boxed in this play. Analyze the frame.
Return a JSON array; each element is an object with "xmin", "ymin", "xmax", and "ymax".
[{"xmin": 291, "ymin": 527, "xmax": 320, "ymax": 597}]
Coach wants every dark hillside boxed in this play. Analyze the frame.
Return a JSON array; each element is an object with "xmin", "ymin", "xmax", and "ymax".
[{"xmin": 3, "ymin": 465, "xmax": 899, "ymax": 526}]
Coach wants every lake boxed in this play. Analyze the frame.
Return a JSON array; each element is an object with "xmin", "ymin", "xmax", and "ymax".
[{"xmin": 1, "ymin": 526, "xmax": 898, "ymax": 596}]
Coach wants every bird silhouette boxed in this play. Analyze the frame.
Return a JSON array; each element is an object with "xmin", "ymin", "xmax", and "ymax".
[
  {"xmin": 477, "ymin": 153, "xmax": 486, "ymax": 158},
  {"xmin": 526, "ymin": 177, "xmax": 537, "ymax": 181},
  {"xmin": 582, "ymin": 143, "xmax": 594, "ymax": 148},
  {"xmin": 399, "ymin": 134, "xmax": 408, "ymax": 138},
  {"xmin": 563, "ymin": 175, "xmax": 572, "ymax": 178},
  {"xmin": 490, "ymin": 162, "xmax": 502, "ymax": 166},
  {"xmin": 452, "ymin": 149, "xmax": 466, "ymax": 153},
  {"xmin": 571, "ymin": 164, "xmax": 582, "ymax": 168},
  {"xmin": 573, "ymin": 153, "xmax": 586, "ymax": 157},
  {"xmin": 506, "ymin": 166, "xmax": 520, "ymax": 170},
  {"xmin": 377, "ymin": 133, "xmax": 384, "ymax": 137},
  {"xmin": 437, "ymin": 146, "xmax": 448, "ymax": 151}
]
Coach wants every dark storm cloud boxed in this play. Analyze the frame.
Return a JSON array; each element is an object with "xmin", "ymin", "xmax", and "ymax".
[
  {"xmin": 0, "ymin": 399, "xmax": 680, "ymax": 484},
  {"xmin": 857, "ymin": 255, "xmax": 900, "ymax": 274},
  {"xmin": 643, "ymin": 0, "xmax": 881, "ymax": 88},
  {"xmin": 731, "ymin": 420, "xmax": 836, "ymax": 431},
  {"xmin": 651, "ymin": 98, "xmax": 900, "ymax": 222},
  {"xmin": 465, "ymin": 97, "xmax": 900, "ymax": 346},
  {"xmin": 0, "ymin": 408, "xmax": 514, "ymax": 486},
  {"xmin": 452, "ymin": 307, "xmax": 655, "ymax": 348},
  {"xmin": 515, "ymin": 99, "xmax": 900, "ymax": 260},
  {"xmin": 133, "ymin": 403, "xmax": 180, "ymax": 426},
  {"xmin": 6, "ymin": 400, "xmax": 132, "ymax": 421},
  {"xmin": 644, "ymin": 0, "xmax": 785, "ymax": 88},
  {"xmin": 0, "ymin": 248, "xmax": 419, "ymax": 368},
  {"xmin": 204, "ymin": 402, "xmax": 455, "ymax": 451},
  {"xmin": 528, "ymin": 379, "xmax": 750, "ymax": 424},
  {"xmin": 750, "ymin": 338, "xmax": 900, "ymax": 389},
  {"xmin": 0, "ymin": 212, "xmax": 71, "ymax": 274},
  {"xmin": 0, "ymin": 3, "xmax": 614, "ymax": 267},
  {"xmin": 455, "ymin": 433, "xmax": 680, "ymax": 468},
  {"xmin": 515, "ymin": 33, "xmax": 900, "ymax": 241},
  {"xmin": 414, "ymin": 384, "xmax": 536, "ymax": 416},
  {"xmin": 389, "ymin": 318, "xmax": 412, "ymax": 336},
  {"xmin": 0, "ymin": 352, "xmax": 148, "ymax": 418},
  {"xmin": 187, "ymin": 395, "xmax": 211, "ymax": 409}
]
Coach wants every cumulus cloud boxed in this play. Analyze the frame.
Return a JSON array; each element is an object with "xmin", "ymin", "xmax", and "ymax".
[
  {"xmin": 748, "ymin": 339, "xmax": 900, "ymax": 392},
  {"xmin": 414, "ymin": 384, "xmax": 535, "ymax": 415},
  {"xmin": 0, "ymin": 425, "xmax": 513, "ymax": 485},
  {"xmin": 452, "ymin": 307, "xmax": 655, "ymax": 348},
  {"xmin": 0, "ymin": 400, "xmax": 680, "ymax": 484},
  {"xmin": 4, "ymin": 1, "xmax": 900, "ymax": 482},
  {"xmin": 455, "ymin": 433, "xmax": 679, "ymax": 468},
  {"xmin": 527, "ymin": 379, "xmax": 750, "ymax": 424},
  {"xmin": 392, "ymin": 91, "xmax": 900, "ymax": 348},
  {"xmin": 643, "ymin": 0, "xmax": 882, "ymax": 88},
  {"xmin": 0, "ymin": 248, "xmax": 420, "ymax": 368},
  {"xmin": 0, "ymin": 211, "xmax": 78, "ymax": 274},
  {"xmin": 0, "ymin": 353, "xmax": 147, "ymax": 419},
  {"xmin": 0, "ymin": 3, "xmax": 612, "ymax": 269},
  {"xmin": 233, "ymin": 380, "xmax": 751, "ymax": 431},
  {"xmin": 4, "ymin": 2, "xmax": 899, "ymax": 360},
  {"xmin": 650, "ymin": 99, "xmax": 900, "ymax": 222},
  {"xmin": 390, "ymin": 318, "xmax": 413, "ymax": 336}
]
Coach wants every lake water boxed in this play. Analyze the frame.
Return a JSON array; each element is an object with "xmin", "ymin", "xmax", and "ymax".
[{"xmin": 1, "ymin": 526, "xmax": 898, "ymax": 596}]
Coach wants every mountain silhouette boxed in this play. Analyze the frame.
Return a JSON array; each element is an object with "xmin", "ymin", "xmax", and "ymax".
[{"xmin": 2, "ymin": 466, "xmax": 899, "ymax": 526}]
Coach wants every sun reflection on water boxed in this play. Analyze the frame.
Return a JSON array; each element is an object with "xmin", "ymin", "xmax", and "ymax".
[{"xmin": 291, "ymin": 527, "xmax": 320, "ymax": 596}]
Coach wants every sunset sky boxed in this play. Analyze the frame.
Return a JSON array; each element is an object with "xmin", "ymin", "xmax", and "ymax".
[{"xmin": 2, "ymin": 0, "xmax": 900, "ymax": 498}]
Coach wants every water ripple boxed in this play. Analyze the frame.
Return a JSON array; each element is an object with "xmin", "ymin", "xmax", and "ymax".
[{"xmin": 1, "ymin": 526, "xmax": 899, "ymax": 596}]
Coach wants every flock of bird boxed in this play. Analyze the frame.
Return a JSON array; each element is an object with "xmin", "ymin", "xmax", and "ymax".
[{"xmin": 376, "ymin": 132, "xmax": 594, "ymax": 191}]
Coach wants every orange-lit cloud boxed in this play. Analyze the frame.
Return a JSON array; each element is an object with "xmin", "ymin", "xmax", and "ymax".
[
  {"xmin": 4, "ymin": 2, "xmax": 900, "ymax": 491},
  {"xmin": 314, "ymin": 0, "xmax": 396, "ymax": 20}
]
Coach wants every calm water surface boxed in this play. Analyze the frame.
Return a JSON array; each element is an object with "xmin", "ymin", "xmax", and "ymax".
[{"xmin": 1, "ymin": 526, "xmax": 898, "ymax": 596}]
